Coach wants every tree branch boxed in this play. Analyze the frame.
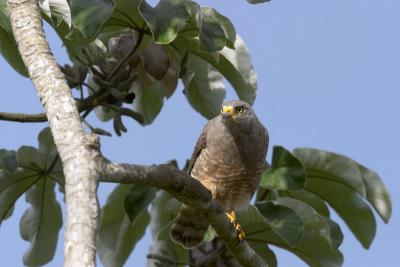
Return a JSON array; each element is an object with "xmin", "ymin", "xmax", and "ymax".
[
  {"xmin": 0, "ymin": 88, "xmax": 108, "ymax": 123},
  {"xmin": 100, "ymin": 159, "xmax": 268, "ymax": 267}
]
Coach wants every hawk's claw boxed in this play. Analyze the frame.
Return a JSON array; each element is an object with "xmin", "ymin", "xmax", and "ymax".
[{"xmin": 225, "ymin": 211, "xmax": 246, "ymax": 243}]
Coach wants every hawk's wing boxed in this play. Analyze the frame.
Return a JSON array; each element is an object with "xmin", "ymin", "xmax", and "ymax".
[{"xmin": 188, "ymin": 121, "xmax": 211, "ymax": 174}]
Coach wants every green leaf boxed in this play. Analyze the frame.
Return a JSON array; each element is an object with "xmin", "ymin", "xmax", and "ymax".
[
  {"xmin": 256, "ymin": 201, "xmax": 304, "ymax": 247},
  {"xmin": 357, "ymin": 164, "xmax": 392, "ymax": 223},
  {"xmin": 0, "ymin": 128, "xmax": 64, "ymax": 226},
  {"xmin": 279, "ymin": 190, "xmax": 330, "ymax": 217},
  {"xmin": 245, "ymin": 199, "xmax": 343, "ymax": 267},
  {"xmin": 260, "ymin": 146, "xmax": 306, "ymax": 190},
  {"xmin": 193, "ymin": 35, "xmax": 257, "ymax": 104},
  {"xmin": 104, "ymin": 0, "xmax": 145, "ymax": 31},
  {"xmin": 294, "ymin": 148, "xmax": 376, "ymax": 248},
  {"xmin": 0, "ymin": 1, "xmax": 26, "ymax": 75},
  {"xmin": 39, "ymin": 0, "xmax": 72, "ymax": 27},
  {"xmin": 248, "ymin": 242, "xmax": 277, "ymax": 267},
  {"xmin": 276, "ymin": 197, "xmax": 343, "ymax": 267},
  {"xmin": 198, "ymin": 7, "xmax": 226, "ymax": 52},
  {"xmin": 0, "ymin": 149, "xmax": 17, "ymax": 171},
  {"xmin": 98, "ymin": 184, "xmax": 151, "ymax": 267},
  {"xmin": 139, "ymin": 0, "xmax": 189, "ymax": 44},
  {"xmin": 213, "ymin": 9, "xmax": 236, "ymax": 49},
  {"xmin": 147, "ymin": 190, "xmax": 187, "ymax": 267},
  {"xmin": 124, "ymin": 185, "xmax": 155, "ymax": 221},
  {"xmin": 131, "ymin": 63, "xmax": 165, "ymax": 125},
  {"xmin": 182, "ymin": 53, "xmax": 225, "ymax": 119},
  {"xmin": 0, "ymin": 150, "xmax": 31, "ymax": 224},
  {"xmin": 0, "ymin": 169, "xmax": 38, "ymax": 224},
  {"xmin": 70, "ymin": 0, "xmax": 115, "ymax": 39},
  {"xmin": 20, "ymin": 178, "xmax": 62, "ymax": 266},
  {"xmin": 293, "ymin": 148, "xmax": 366, "ymax": 196},
  {"xmin": 0, "ymin": 26, "xmax": 28, "ymax": 76},
  {"xmin": 323, "ymin": 218, "xmax": 344, "ymax": 249}
]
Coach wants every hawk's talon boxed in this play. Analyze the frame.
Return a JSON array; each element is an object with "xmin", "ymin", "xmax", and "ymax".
[{"xmin": 225, "ymin": 211, "xmax": 246, "ymax": 242}]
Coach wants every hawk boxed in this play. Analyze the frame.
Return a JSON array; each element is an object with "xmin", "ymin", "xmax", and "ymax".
[{"xmin": 170, "ymin": 100, "xmax": 269, "ymax": 248}]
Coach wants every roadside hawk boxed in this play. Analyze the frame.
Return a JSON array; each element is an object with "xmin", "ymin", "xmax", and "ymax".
[{"xmin": 170, "ymin": 100, "xmax": 269, "ymax": 248}]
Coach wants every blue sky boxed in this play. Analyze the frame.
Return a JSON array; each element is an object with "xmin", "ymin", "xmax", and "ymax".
[{"xmin": 0, "ymin": 0, "xmax": 399, "ymax": 266}]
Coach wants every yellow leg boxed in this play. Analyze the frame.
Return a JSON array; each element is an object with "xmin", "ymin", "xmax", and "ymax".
[{"xmin": 225, "ymin": 211, "xmax": 246, "ymax": 241}]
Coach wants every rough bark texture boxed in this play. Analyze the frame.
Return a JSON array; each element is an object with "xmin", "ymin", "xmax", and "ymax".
[
  {"xmin": 100, "ymin": 160, "xmax": 268, "ymax": 267},
  {"xmin": 7, "ymin": 0, "xmax": 100, "ymax": 266}
]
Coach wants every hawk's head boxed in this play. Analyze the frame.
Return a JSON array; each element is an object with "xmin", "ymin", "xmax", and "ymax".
[{"xmin": 220, "ymin": 100, "xmax": 257, "ymax": 127}]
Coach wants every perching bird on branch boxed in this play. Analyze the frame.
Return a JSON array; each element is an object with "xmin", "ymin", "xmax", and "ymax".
[{"xmin": 170, "ymin": 100, "xmax": 269, "ymax": 248}]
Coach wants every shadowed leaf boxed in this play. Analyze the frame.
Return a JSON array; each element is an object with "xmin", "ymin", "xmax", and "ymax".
[
  {"xmin": 260, "ymin": 146, "xmax": 306, "ymax": 190},
  {"xmin": 140, "ymin": 0, "xmax": 189, "ymax": 44},
  {"xmin": 98, "ymin": 184, "xmax": 151, "ymax": 267}
]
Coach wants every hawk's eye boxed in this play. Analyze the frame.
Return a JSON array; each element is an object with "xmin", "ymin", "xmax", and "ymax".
[{"xmin": 235, "ymin": 107, "xmax": 244, "ymax": 113}]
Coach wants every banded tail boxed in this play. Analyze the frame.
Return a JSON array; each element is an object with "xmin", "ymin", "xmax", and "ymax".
[{"xmin": 170, "ymin": 204, "xmax": 208, "ymax": 248}]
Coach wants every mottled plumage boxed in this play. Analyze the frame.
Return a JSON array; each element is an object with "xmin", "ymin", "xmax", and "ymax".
[{"xmin": 170, "ymin": 100, "xmax": 269, "ymax": 248}]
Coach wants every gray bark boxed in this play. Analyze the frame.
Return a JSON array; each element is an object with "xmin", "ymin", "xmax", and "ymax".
[{"xmin": 7, "ymin": 0, "xmax": 100, "ymax": 266}]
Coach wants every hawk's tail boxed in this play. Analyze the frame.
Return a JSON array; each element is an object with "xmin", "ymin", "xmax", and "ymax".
[{"xmin": 170, "ymin": 204, "xmax": 209, "ymax": 248}]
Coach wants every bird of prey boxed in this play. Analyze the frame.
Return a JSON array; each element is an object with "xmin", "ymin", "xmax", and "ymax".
[{"xmin": 170, "ymin": 100, "xmax": 269, "ymax": 248}]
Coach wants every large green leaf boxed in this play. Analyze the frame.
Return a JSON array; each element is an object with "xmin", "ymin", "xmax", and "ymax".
[
  {"xmin": 244, "ymin": 199, "xmax": 343, "ymax": 267},
  {"xmin": 256, "ymin": 201, "xmax": 304, "ymax": 247},
  {"xmin": 139, "ymin": 0, "xmax": 189, "ymax": 44},
  {"xmin": 104, "ymin": 0, "xmax": 145, "ymax": 31},
  {"xmin": 0, "ymin": 0, "xmax": 28, "ymax": 76},
  {"xmin": 182, "ymin": 53, "xmax": 225, "ymax": 119},
  {"xmin": 0, "ymin": 128, "xmax": 63, "ymax": 225},
  {"xmin": 147, "ymin": 190, "xmax": 187, "ymax": 267},
  {"xmin": 98, "ymin": 184, "xmax": 151, "ymax": 267},
  {"xmin": 275, "ymin": 198, "xmax": 343, "ymax": 267},
  {"xmin": 198, "ymin": 7, "xmax": 226, "ymax": 52},
  {"xmin": 260, "ymin": 146, "xmax": 306, "ymax": 190},
  {"xmin": 124, "ymin": 185, "xmax": 155, "ymax": 221},
  {"xmin": 279, "ymin": 190, "xmax": 330, "ymax": 217},
  {"xmin": 70, "ymin": 0, "xmax": 115, "ymax": 39},
  {"xmin": 293, "ymin": 148, "xmax": 366, "ymax": 196},
  {"xmin": 20, "ymin": 178, "xmax": 62, "ymax": 266},
  {"xmin": 357, "ymin": 164, "xmax": 392, "ymax": 223},
  {"xmin": 294, "ymin": 148, "xmax": 376, "ymax": 248},
  {"xmin": 131, "ymin": 63, "xmax": 165, "ymax": 125}
]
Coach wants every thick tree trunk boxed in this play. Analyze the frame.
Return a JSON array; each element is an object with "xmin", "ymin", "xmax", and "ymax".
[{"xmin": 7, "ymin": 0, "xmax": 100, "ymax": 266}]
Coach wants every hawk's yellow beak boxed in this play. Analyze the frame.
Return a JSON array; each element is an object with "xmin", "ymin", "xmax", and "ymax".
[{"xmin": 221, "ymin": 105, "xmax": 234, "ymax": 116}]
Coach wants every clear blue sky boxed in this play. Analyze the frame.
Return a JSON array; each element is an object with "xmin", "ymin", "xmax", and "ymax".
[{"xmin": 1, "ymin": 0, "xmax": 399, "ymax": 266}]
